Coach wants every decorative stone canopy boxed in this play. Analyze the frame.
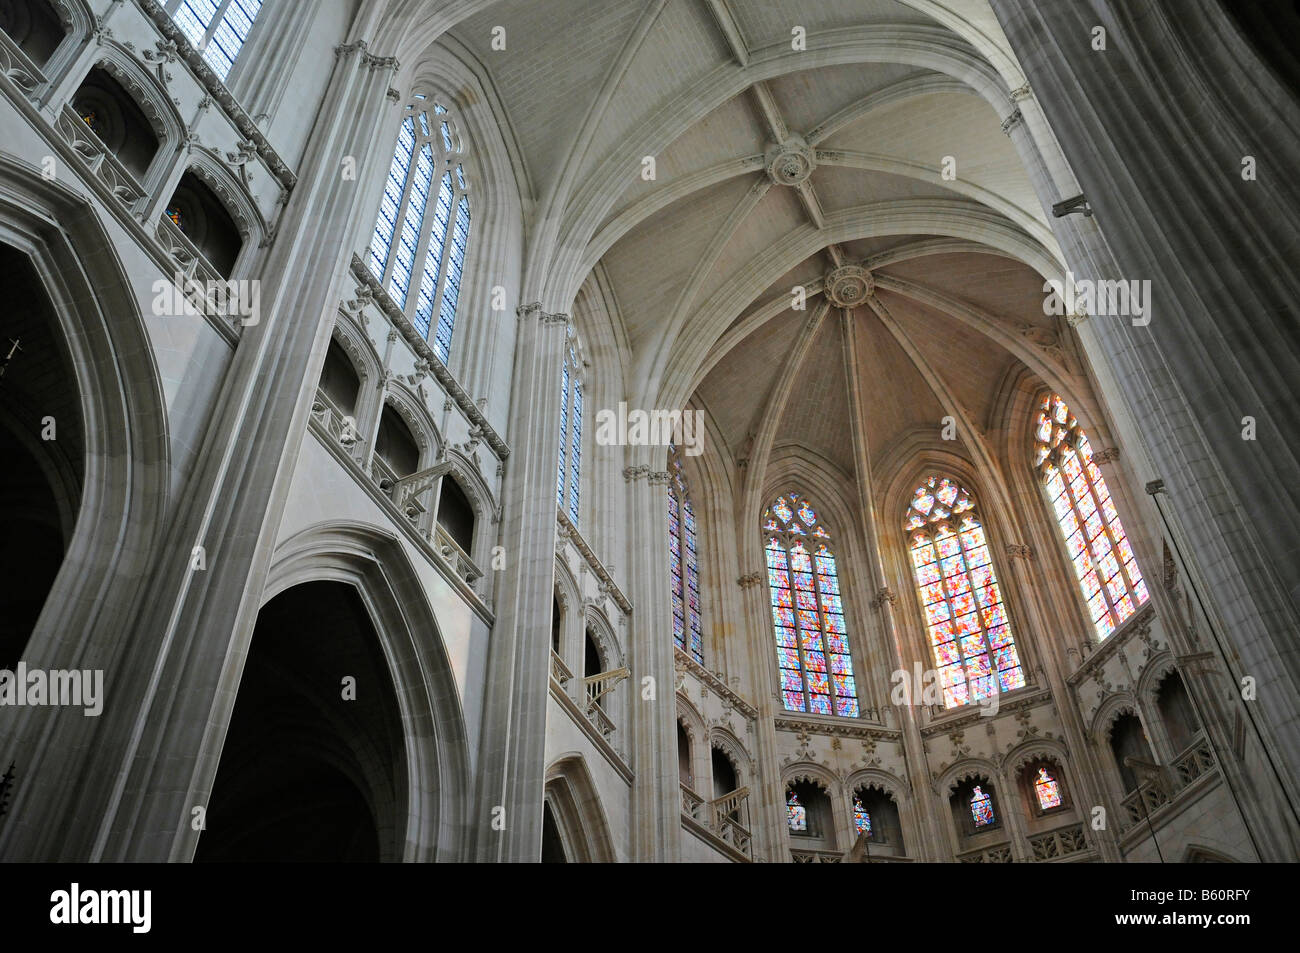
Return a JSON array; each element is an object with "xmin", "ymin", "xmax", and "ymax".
[
  {"xmin": 764, "ymin": 135, "xmax": 816, "ymax": 187},
  {"xmin": 823, "ymin": 264, "xmax": 874, "ymax": 308}
]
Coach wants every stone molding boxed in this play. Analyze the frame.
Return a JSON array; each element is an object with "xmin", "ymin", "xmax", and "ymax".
[
  {"xmin": 349, "ymin": 255, "xmax": 509, "ymax": 459},
  {"xmin": 556, "ymin": 511, "xmax": 632, "ymax": 614},
  {"xmin": 135, "ymin": 0, "xmax": 298, "ymax": 189}
]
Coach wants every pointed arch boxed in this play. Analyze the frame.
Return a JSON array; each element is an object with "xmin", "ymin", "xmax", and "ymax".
[
  {"xmin": 544, "ymin": 754, "xmax": 617, "ymax": 863},
  {"xmin": 254, "ymin": 520, "xmax": 472, "ymax": 861}
]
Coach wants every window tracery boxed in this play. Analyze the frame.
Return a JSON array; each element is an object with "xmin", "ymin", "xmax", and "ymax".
[
  {"xmin": 1033, "ymin": 394, "xmax": 1148, "ymax": 639},
  {"xmin": 905, "ymin": 476, "xmax": 1025, "ymax": 708},
  {"xmin": 667, "ymin": 444, "xmax": 703, "ymax": 663},
  {"xmin": 165, "ymin": 0, "xmax": 263, "ymax": 80},
  {"xmin": 764, "ymin": 492, "xmax": 858, "ymax": 717},
  {"xmin": 366, "ymin": 93, "xmax": 473, "ymax": 364}
]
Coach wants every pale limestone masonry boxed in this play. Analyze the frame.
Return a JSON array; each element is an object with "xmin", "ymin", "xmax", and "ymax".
[{"xmin": 0, "ymin": 0, "xmax": 1295, "ymax": 864}]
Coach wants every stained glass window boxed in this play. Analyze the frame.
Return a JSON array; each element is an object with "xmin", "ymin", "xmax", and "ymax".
[
  {"xmin": 668, "ymin": 444, "xmax": 704, "ymax": 663},
  {"xmin": 787, "ymin": 792, "xmax": 807, "ymax": 832},
  {"xmin": 853, "ymin": 795, "xmax": 872, "ymax": 837},
  {"xmin": 557, "ymin": 340, "xmax": 582, "ymax": 523},
  {"xmin": 1033, "ymin": 394, "xmax": 1148, "ymax": 639},
  {"xmin": 764, "ymin": 492, "xmax": 859, "ymax": 717},
  {"xmin": 366, "ymin": 94, "xmax": 473, "ymax": 364},
  {"xmin": 906, "ymin": 476, "xmax": 1025, "ymax": 708},
  {"xmin": 1034, "ymin": 767, "xmax": 1062, "ymax": 810},
  {"xmin": 970, "ymin": 786, "xmax": 995, "ymax": 827},
  {"xmin": 165, "ymin": 0, "xmax": 264, "ymax": 81}
]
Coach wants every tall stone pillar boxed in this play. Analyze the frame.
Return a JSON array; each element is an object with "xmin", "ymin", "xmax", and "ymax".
[
  {"xmin": 471, "ymin": 304, "xmax": 569, "ymax": 861},
  {"xmin": 0, "ymin": 40, "xmax": 402, "ymax": 862},
  {"xmin": 991, "ymin": 0, "xmax": 1300, "ymax": 859},
  {"xmin": 622, "ymin": 452, "xmax": 681, "ymax": 861}
]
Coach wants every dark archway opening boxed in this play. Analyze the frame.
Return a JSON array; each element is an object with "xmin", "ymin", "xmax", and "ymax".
[
  {"xmin": 375, "ymin": 404, "xmax": 419, "ymax": 481},
  {"xmin": 1110, "ymin": 712, "xmax": 1156, "ymax": 794},
  {"xmin": 0, "ymin": 0, "xmax": 67, "ymax": 66},
  {"xmin": 0, "ymin": 244, "xmax": 82, "ymax": 668},
  {"xmin": 541, "ymin": 801, "xmax": 567, "ymax": 863},
  {"xmin": 71, "ymin": 66, "xmax": 159, "ymax": 182},
  {"xmin": 436, "ymin": 477, "xmax": 474, "ymax": 554},
  {"xmin": 317, "ymin": 338, "xmax": 360, "ymax": 416},
  {"xmin": 1156, "ymin": 671, "xmax": 1200, "ymax": 756},
  {"xmin": 164, "ymin": 171, "xmax": 243, "ymax": 278},
  {"xmin": 195, "ymin": 581, "xmax": 407, "ymax": 862}
]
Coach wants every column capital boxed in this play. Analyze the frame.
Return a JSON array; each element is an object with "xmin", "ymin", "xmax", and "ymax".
[
  {"xmin": 870, "ymin": 587, "xmax": 897, "ymax": 610},
  {"xmin": 1005, "ymin": 544, "xmax": 1034, "ymax": 560},
  {"xmin": 622, "ymin": 465, "xmax": 650, "ymax": 482}
]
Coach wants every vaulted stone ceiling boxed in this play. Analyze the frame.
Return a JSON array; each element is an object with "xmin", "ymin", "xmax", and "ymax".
[{"xmin": 404, "ymin": 0, "xmax": 1079, "ymax": 483}]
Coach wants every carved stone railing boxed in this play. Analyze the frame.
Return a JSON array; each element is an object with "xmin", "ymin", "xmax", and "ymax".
[
  {"xmin": 1029, "ymin": 822, "xmax": 1090, "ymax": 861},
  {"xmin": 1121, "ymin": 735, "xmax": 1216, "ymax": 829},
  {"xmin": 432, "ymin": 522, "xmax": 482, "ymax": 587},
  {"xmin": 0, "ymin": 26, "xmax": 47, "ymax": 98},
  {"xmin": 791, "ymin": 848, "xmax": 842, "ymax": 863},
  {"xmin": 155, "ymin": 212, "xmax": 227, "ymax": 289},
  {"xmin": 311, "ymin": 390, "xmax": 363, "ymax": 460},
  {"xmin": 680, "ymin": 783, "xmax": 705, "ymax": 823},
  {"xmin": 1172, "ymin": 736, "xmax": 1216, "ymax": 787},
  {"xmin": 550, "ymin": 650, "xmax": 572, "ymax": 687},
  {"xmin": 584, "ymin": 667, "xmax": 629, "ymax": 711},
  {"xmin": 55, "ymin": 104, "xmax": 147, "ymax": 210},
  {"xmin": 584, "ymin": 697, "xmax": 616, "ymax": 742},
  {"xmin": 956, "ymin": 843, "xmax": 1013, "ymax": 863},
  {"xmin": 710, "ymin": 786, "xmax": 752, "ymax": 858},
  {"xmin": 1122, "ymin": 778, "xmax": 1172, "ymax": 826},
  {"xmin": 369, "ymin": 454, "xmax": 399, "ymax": 501}
]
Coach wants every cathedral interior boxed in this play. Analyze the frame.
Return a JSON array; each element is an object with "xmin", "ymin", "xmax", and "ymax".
[{"xmin": 0, "ymin": 0, "xmax": 1297, "ymax": 864}]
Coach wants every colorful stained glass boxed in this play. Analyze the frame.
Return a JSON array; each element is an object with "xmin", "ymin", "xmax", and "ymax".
[
  {"xmin": 764, "ymin": 491, "xmax": 858, "ymax": 717},
  {"xmin": 787, "ymin": 792, "xmax": 807, "ymax": 831},
  {"xmin": 853, "ymin": 795, "xmax": 872, "ymax": 836},
  {"xmin": 1033, "ymin": 394, "xmax": 1148, "ymax": 639},
  {"xmin": 907, "ymin": 476, "xmax": 1025, "ymax": 708},
  {"xmin": 970, "ymin": 786, "xmax": 995, "ymax": 827},
  {"xmin": 1034, "ymin": 767, "xmax": 1063, "ymax": 810}
]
